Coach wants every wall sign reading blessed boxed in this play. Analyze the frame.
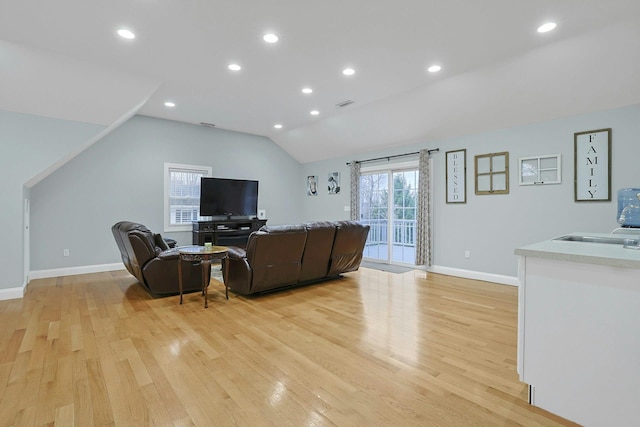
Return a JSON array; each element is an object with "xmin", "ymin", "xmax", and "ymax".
[
  {"xmin": 446, "ymin": 149, "xmax": 466, "ymax": 203},
  {"xmin": 574, "ymin": 128, "xmax": 611, "ymax": 202}
]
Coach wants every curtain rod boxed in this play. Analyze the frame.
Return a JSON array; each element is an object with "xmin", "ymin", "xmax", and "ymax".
[{"xmin": 345, "ymin": 148, "xmax": 439, "ymax": 165}]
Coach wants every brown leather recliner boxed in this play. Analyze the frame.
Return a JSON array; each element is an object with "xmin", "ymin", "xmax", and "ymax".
[
  {"xmin": 111, "ymin": 221, "xmax": 203, "ymax": 296},
  {"xmin": 224, "ymin": 221, "xmax": 370, "ymax": 295}
]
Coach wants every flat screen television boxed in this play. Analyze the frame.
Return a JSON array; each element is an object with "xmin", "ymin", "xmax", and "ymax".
[{"xmin": 200, "ymin": 177, "xmax": 259, "ymax": 218}]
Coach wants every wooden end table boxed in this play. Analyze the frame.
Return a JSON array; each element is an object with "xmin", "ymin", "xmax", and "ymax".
[{"xmin": 178, "ymin": 245, "xmax": 229, "ymax": 308}]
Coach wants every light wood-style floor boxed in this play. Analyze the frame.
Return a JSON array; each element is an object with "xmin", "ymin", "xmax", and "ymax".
[{"xmin": 0, "ymin": 267, "xmax": 577, "ymax": 426}]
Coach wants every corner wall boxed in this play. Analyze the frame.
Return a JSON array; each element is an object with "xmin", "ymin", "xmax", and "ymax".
[
  {"xmin": 29, "ymin": 115, "xmax": 302, "ymax": 271},
  {"xmin": 0, "ymin": 109, "xmax": 105, "ymax": 291}
]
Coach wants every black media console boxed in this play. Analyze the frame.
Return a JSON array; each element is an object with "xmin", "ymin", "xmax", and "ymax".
[{"xmin": 192, "ymin": 218, "xmax": 267, "ymax": 248}]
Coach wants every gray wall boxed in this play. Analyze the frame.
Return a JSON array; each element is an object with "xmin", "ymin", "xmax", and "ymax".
[
  {"xmin": 12, "ymin": 104, "xmax": 640, "ymax": 281},
  {"xmin": 30, "ymin": 115, "xmax": 301, "ymax": 270},
  {"xmin": 0, "ymin": 109, "xmax": 105, "ymax": 289},
  {"xmin": 299, "ymin": 159, "xmax": 353, "ymax": 221},
  {"xmin": 300, "ymin": 104, "xmax": 640, "ymax": 277}
]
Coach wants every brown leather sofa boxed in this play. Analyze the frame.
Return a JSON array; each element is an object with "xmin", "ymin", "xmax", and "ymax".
[
  {"xmin": 224, "ymin": 221, "xmax": 370, "ymax": 295},
  {"xmin": 112, "ymin": 221, "xmax": 204, "ymax": 296}
]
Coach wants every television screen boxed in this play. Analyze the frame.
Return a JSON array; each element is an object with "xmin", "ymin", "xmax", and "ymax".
[{"xmin": 200, "ymin": 177, "xmax": 259, "ymax": 217}]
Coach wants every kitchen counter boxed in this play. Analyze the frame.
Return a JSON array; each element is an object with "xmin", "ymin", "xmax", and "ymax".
[
  {"xmin": 514, "ymin": 231, "xmax": 640, "ymax": 268},
  {"xmin": 515, "ymin": 232, "xmax": 640, "ymax": 426}
]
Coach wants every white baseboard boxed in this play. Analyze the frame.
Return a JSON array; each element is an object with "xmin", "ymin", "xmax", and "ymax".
[
  {"xmin": 0, "ymin": 263, "xmax": 125, "ymax": 301},
  {"xmin": 4, "ymin": 262, "xmax": 517, "ymax": 302},
  {"xmin": 427, "ymin": 265, "xmax": 519, "ymax": 287},
  {"xmin": 29, "ymin": 263, "xmax": 124, "ymax": 281},
  {"xmin": 0, "ymin": 284, "xmax": 26, "ymax": 301}
]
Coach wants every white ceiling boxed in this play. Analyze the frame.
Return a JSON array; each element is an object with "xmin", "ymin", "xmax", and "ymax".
[{"xmin": 2, "ymin": 0, "xmax": 640, "ymax": 163}]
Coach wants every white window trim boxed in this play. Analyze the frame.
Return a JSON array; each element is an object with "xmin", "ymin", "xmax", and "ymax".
[{"xmin": 164, "ymin": 162, "xmax": 212, "ymax": 232}]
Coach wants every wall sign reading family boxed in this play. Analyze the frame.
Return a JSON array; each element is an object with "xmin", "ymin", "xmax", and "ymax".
[
  {"xmin": 574, "ymin": 128, "xmax": 611, "ymax": 201},
  {"xmin": 446, "ymin": 149, "xmax": 466, "ymax": 203}
]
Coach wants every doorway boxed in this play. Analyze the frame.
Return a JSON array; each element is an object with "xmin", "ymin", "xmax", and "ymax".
[{"xmin": 359, "ymin": 168, "xmax": 418, "ymax": 265}]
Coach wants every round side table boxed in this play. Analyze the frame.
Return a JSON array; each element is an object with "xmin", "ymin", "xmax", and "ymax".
[{"xmin": 178, "ymin": 245, "xmax": 229, "ymax": 308}]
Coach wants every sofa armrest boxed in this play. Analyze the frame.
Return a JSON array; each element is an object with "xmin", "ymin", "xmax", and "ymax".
[
  {"xmin": 227, "ymin": 246, "xmax": 247, "ymax": 260},
  {"xmin": 224, "ymin": 246, "xmax": 252, "ymax": 295},
  {"xmin": 157, "ymin": 247, "xmax": 180, "ymax": 260}
]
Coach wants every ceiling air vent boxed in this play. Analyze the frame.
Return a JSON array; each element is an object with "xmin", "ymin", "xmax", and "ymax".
[
  {"xmin": 336, "ymin": 100, "xmax": 355, "ymax": 108},
  {"xmin": 199, "ymin": 122, "xmax": 216, "ymax": 128}
]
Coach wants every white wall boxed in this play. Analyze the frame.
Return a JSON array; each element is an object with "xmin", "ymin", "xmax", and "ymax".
[
  {"xmin": 0, "ymin": 109, "xmax": 105, "ymax": 291},
  {"xmin": 29, "ymin": 115, "xmax": 302, "ymax": 270},
  {"xmin": 300, "ymin": 104, "xmax": 640, "ymax": 277}
]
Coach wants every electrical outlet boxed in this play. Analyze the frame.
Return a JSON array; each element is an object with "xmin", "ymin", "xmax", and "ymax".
[
  {"xmin": 63, "ymin": 249, "xmax": 70, "ymax": 257},
  {"xmin": 464, "ymin": 250, "xmax": 470, "ymax": 259},
  {"xmin": 344, "ymin": 206, "xmax": 351, "ymax": 212}
]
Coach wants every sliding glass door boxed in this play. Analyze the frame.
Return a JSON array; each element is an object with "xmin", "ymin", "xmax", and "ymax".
[{"xmin": 360, "ymin": 168, "xmax": 418, "ymax": 265}]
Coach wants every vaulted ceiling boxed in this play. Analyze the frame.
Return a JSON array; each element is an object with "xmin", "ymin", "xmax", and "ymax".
[{"xmin": 2, "ymin": 0, "xmax": 640, "ymax": 163}]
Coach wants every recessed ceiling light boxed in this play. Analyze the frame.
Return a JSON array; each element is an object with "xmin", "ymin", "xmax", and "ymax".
[
  {"xmin": 342, "ymin": 68, "xmax": 356, "ymax": 76},
  {"xmin": 427, "ymin": 65, "xmax": 442, "ymax": 73},
  {"xmin": 263, "ymin": 33, "xmax": 279, "ymax": 43},
  {"xmin": 164, "ymin": 101, "xmax": 176, "ymax": 108},
  {"xmin": 274, "ymin": 124, "xmax": 283, "ymax": 129},
  {"xmin": 302, "ymin": 87, "xmax": 313, "ymax": 94},
  {"xmin": 228, "ymin": 63, "xmax": 242, "ymax": 71},
  {"xmin": 310, "ymin": 110, "xmax": 320, "ymax": 116},
  {"xmin": 537, "ymin": 22, "xmax": 557, "ymax": 33},
  {"xmin": 117, "ymin": 28, "xmax": 135, "ymax": 39}
]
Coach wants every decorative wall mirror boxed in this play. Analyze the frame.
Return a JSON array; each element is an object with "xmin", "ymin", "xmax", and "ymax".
[
  {"xmin": 475, "ymin": 151, "xmax": 509, "ymax": 195},
  {"xmin": 519, "ymin": 154, "xmax": 561, "ymax": 185}
]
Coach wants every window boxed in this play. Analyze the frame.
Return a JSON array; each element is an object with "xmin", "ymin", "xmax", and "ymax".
[{"xmin": 164, "ymin": 163, "xmax": 212, "ymax": 232}]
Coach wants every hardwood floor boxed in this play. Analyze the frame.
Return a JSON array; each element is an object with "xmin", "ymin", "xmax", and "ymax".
[{"xmin": 0, "ymin": 267, "xmax": 577, "ymax": 426}]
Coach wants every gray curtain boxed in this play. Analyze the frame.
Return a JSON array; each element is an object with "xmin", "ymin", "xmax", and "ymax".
[
  {"xmin": 349, "ymin": 161, "xmax": 361, "ymax": 221},
  {"xmin": 415, "ymin": 149, "xmax": 431, "ymax": 266}
]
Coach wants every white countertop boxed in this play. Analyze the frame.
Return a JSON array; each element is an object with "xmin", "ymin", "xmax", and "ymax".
[{"xmin": 514, "ymin": 231, "xmax": 640, "ymax": 269}]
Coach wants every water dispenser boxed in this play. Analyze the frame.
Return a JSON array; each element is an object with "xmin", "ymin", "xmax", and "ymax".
[{"xmin": 617, "ymin": 188, "xmax": 640, "ymax": 228}]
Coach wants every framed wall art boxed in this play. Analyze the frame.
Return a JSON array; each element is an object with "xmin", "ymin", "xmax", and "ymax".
[
  {"xmin": 475, "ymin": 151, "xmax": 509, "ymax": 195},
  {"xmin": 574, "ymin": 128, "xmax": 611, "ymax": 201},
  {"xmin": 328, "ymin": 171, "xmax": 341, "ymax": 194},
  {"xmin": 446, "ymin": 149, "xmax": 466, "ymax": 203},
  {"xmin": 307, "ymin": 175, "xmax": 318, "ymax": 196},
  {"xmin": 519, "ymin": 154, "xmax": 561, "ymax": 185}
]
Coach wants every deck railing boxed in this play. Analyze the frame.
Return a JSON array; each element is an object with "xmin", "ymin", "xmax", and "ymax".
[{"xmin": 361, "ymin": 219, "xmax": 416, "ymax": 247}]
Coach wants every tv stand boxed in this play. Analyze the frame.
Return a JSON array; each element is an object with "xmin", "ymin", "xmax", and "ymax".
[{"xmin": 192, "ymin": 218, "xmax": 267, "ymax": 248}]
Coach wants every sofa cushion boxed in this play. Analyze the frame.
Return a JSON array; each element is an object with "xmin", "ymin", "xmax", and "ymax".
[
  {"xmin": 328, "ymin": 221, "xmax": 370, "ymax": 276},
  {"xmin": 300, "ymin": 222, "xmax": 337, "ymax": 282},
  {"xmin": 246, "ymin": 225, "xmax": 307, "ymax": 293},
  {"xmin": 154, "ymin": 233, "xmax": 170, "ymax": 251}
]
